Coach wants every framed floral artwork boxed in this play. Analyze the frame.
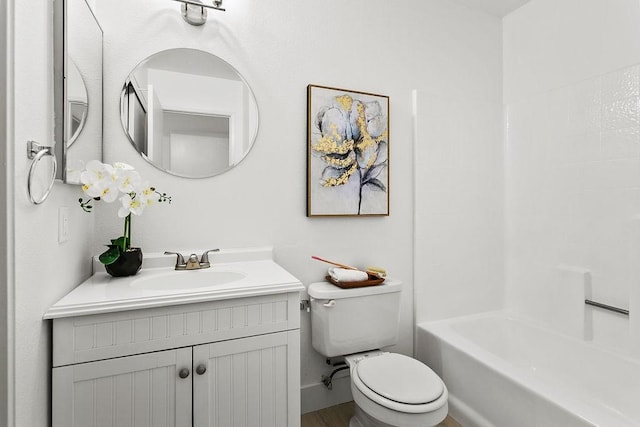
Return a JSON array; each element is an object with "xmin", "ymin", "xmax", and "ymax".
[{"xmin": 307, "ymin": 84, "xmax": 389, "ymax": 217}]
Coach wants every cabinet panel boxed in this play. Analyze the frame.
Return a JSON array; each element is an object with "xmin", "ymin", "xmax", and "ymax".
[
  {"xmin": 52, "ymin": 347, "xmax": 192, "ymax": 427},
  {"xmin": 193, "ymin": 330, "xmax": 300, "ymax": 427},
  {"xmin": 53, "ymin": 293, "xmax": 300, "ymax": 367}
]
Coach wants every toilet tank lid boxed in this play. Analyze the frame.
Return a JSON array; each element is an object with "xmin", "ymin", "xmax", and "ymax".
[{"xmin": 308, "ymin": 279, "xmax": 401, "ymax": 300}]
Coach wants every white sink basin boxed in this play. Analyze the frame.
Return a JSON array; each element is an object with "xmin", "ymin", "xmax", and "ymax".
[
  {"xmin": 130, "ymin": 269, "xmax": 247, "ymax": 291},
  {"xmin": 43, "ymin": 248, "xmax": 306, "ymax": 319}
]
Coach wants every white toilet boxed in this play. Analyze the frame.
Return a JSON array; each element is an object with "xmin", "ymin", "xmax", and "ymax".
[{"xmin": 308, "ymin": 279, "xmax": 448, "ymax": 427}]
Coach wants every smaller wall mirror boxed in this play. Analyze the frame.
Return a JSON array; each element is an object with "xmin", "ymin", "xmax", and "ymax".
[
  {"xmin": 54, "ymin": 0, "xmax": 103, "ymax": 184},
  {"xmin": 120, "ymin": 48, "xmax": 259, "ymax": 178}
]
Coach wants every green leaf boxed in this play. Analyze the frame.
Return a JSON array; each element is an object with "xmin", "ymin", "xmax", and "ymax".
[
  {"xmin": 109, "ymin": 236, "xmax": 128, "ymax": 252},
  {"xmin": 99, "ymin": 245, "xmax": 121, "ymax": 265},
  {"xmin": 110, "ymin": 236, "xmax": 125, "ymax": 246}
]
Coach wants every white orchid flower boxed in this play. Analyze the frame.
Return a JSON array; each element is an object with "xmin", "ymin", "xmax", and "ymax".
[
  {"xmin": 80, "ymin": 160, "xmax": 106, "ymax": 192},
  {"xmin": 113, "ymin": 162, "xmax": 135, "ymax": 170},
  {"xmin": 136, "ymin": 182, "xmax": 156, "ymax": 208},
  {"xmin": 118, "ymin": 194, "xmax": 145, "ymax": 217},
  {"xmin": 80, "ymin": 160, "xmax": 119, "ymax": 202},
  {"xmin": 115, "ymin": 169, "xmax": 141, "ymax": 194}
]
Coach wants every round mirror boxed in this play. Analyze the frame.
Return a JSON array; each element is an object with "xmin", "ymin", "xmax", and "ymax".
[{"xmin": 120, "ymin": 48, "xmax": 259, "ymax": 178}]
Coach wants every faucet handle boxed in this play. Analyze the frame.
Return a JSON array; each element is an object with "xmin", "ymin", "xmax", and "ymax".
[
  {"xmin": 200, "ymin": 249, "xmax": 220, "ymax": 266},
  {"xmin": 164, "ymin": 251, "xmax": 186, "ymax": 269},
  {"xmin": 186, "ymin": 254, "xmax": 201, "ymax": 270}
]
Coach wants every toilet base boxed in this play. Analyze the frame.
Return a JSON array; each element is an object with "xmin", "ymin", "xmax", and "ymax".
[{"xmin": 349, "ymin": 399, "xmax": 447, "ymax": 427}]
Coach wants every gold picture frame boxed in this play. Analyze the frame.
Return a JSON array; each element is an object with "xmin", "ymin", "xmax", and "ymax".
[{"xmin": 307, "ymin": 84, "xmax": 389, "ymax": 217}]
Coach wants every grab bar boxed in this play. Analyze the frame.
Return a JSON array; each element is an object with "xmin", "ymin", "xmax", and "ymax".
[{"xmin": 584, "ymin": 299, "xmax": 629, "ymax": 316}]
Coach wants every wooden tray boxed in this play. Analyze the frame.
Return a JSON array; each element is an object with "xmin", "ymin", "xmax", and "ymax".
[{"xmin": 325, "ymin": 274, "xmax": 385, "ymax": 289}]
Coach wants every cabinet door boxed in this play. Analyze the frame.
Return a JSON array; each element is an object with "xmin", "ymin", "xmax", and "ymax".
[
  {"xmin": 52, "ymin": 347, "xmax": 192, "ymax": 427},
  {"xmin": 193, "ymin": 330, "xmax": 300, "ymax": 427}
]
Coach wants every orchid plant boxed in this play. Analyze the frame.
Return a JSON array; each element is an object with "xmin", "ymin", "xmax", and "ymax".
[{"xmin": 78, "ymin": 160, "xmax": 171, "ymax": 265}]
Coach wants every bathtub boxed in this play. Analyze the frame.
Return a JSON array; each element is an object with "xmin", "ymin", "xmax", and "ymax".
[{"xmin": 416, "ymin": 311, "xmax": 640, "ymax": 427}]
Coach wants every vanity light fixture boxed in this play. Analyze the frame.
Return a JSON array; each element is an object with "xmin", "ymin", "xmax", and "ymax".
[{"xmin": 171, "ymin": 0, "xmax": 225, "ymax": 26}]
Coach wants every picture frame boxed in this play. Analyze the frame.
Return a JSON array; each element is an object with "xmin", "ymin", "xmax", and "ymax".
[{"xmin": 307, "ymin": 84, "xmax": 389, "ymax": 217}]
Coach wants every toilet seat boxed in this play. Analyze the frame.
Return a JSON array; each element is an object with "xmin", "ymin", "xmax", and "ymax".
[
  {"xmin": 357, "ymin": 353, "xmax": 444, "ymax": 405},
  {"xmin": 351, "ymin": 353, "xmax": 447, "ymax": 414}
]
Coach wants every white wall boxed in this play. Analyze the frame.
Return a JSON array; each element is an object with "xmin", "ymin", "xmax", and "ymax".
[
  {"xmin": 412, "ymin": 4, "xmax": 504, "ymax": 325},
  {"xmin": 9, "ymin": 0, "xmax": 95, "ymax": 426},
  {"xmin": 504, "ymin": 0, "xmax": 640, "ymax": 104},
  {"xmin": 414, "ymin": 91, "xmax": 504, "ymax": 324},
  {"xmin": 92, "ymin": 0, "xmax": 503, "ymax": 413},
  {"xmin": 504, "ymin": 0, "xmax": 640, "ymax": 356}
]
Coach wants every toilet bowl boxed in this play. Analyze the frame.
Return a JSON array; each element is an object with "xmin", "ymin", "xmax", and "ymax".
[
  {"xmin": 307, "ymin": 280, "xmax": 449, "ymax": 426},
  {"xmin": 345, "ymin": 352, "xmax": 448, "ymax": 427}
]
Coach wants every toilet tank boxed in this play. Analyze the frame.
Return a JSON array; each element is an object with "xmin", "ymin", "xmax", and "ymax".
[{"xmin": 308, "ymin": 279, "xmax": 402, "ymax": 357}]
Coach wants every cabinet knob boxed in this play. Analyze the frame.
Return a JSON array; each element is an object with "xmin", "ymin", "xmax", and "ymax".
[
  {"xmin": 196, "ymin": 364, "xmax": 207, "ymax": 375},
  {"xmin": 178, "ymin": 368, "xmax": 190, "ymax": 379}
]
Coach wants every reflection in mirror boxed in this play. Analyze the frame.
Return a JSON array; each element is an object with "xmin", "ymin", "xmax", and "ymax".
[
  {"xmin": 54, "ymin": 0, "xmax": 103, "ymax": 184},
  {"xmin": 120, "ymin": 48, "xmax": 259, "ymax": 178},
  {"xmin": 66, "ymin": 60, "xmax": 88, "ymax": 147}
]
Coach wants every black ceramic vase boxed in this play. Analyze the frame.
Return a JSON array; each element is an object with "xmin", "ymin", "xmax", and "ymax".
[{"xmin": 105, "ymin": 248, "xmax": 143, "ymax": 277}]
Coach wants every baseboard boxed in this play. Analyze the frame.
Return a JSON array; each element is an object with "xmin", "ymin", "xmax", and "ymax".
[{"xmin": 301, "ymin": 376, "xmax": 353, "ymax": 414}]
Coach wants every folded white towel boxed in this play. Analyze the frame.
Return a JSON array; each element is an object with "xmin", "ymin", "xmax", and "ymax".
[{"xmin": 328, "ymin": 267, "xmax": 368, "ymax": 282}]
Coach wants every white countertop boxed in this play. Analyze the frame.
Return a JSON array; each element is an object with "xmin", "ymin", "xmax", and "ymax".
[{"xmin": 43, "ymin": 247, "xmax": 304, "ymax": 319}]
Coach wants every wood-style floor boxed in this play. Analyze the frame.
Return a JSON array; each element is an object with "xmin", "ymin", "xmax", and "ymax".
[{"xmin": 301, "ymin": 401, "xmax": 462, "ymax": 427}]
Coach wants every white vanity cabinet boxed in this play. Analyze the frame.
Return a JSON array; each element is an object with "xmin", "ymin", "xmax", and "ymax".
[
  {"xmin": 193, "ymin": 331, "xmax": 298, "ymax": 426},
  {"xmin": 53, "ymin": 347, "xmax": 194, "ymax": 426},
  {"xmin": 53, "ymin": 330, "xmax": 299, "ymax": 427},
  {"xmin": 46, "ymin": 252, "xmax": 304, "ymax": 427}
]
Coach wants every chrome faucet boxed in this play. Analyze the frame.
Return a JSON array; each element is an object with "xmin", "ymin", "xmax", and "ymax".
[{"xmin": 165, "ymin": 249, "xmax": 220, "ymax": 270}]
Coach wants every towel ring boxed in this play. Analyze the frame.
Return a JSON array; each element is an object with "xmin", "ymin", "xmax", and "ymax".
[{"xmin": 27, "ymin": 141, "xmax": 57, "ymax": 205}]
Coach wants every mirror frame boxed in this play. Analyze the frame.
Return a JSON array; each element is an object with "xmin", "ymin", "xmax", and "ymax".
[
  {"xmin": 119, "ymin": 48, "xmax": 260, "ymax": 179},
  {"xmin": 53, "ymin": 0, "xmax": 103, "ymax": 183}
]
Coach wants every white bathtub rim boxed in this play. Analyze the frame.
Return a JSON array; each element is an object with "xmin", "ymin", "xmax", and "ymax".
[
  {"xmin": 421, "ymin": 309, "xmax": 640, "ymax": 365},
  {"xmin": 418, "ymin": 310, "xmax": 638, "ymax": 427}
]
